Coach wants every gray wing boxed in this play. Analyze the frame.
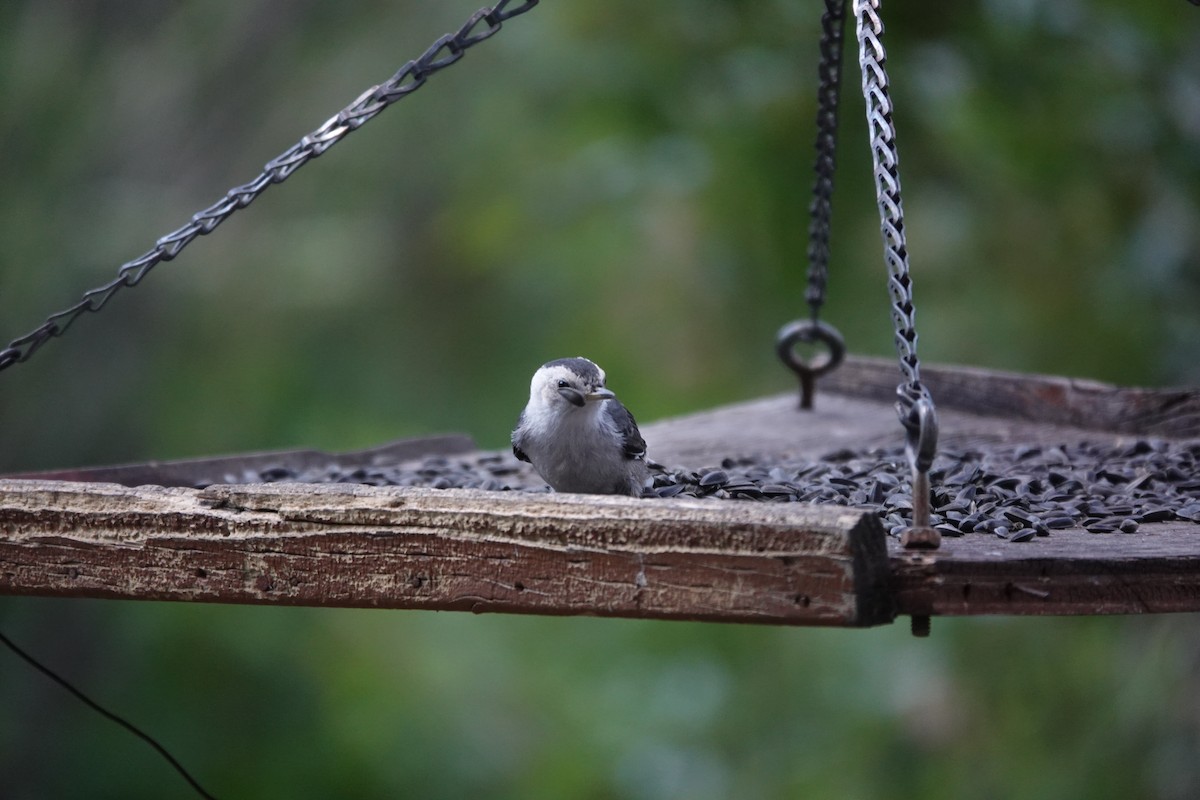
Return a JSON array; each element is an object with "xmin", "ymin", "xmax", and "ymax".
[
  {"xmin": 605, "ymin": 401, "xmax": 646, "ymax": 461},
  {"xmin": 511, "ymin": 410, "xmax": 531, "ymax": 463}
]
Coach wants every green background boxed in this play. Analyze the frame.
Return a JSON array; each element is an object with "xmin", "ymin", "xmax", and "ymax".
[{"xmin": 1, "ymin": 1, "xmax": 1198, "ymax": 797}]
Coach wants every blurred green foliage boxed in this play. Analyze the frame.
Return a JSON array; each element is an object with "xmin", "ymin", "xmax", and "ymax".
[{"xmin": 1, "ymin": 1, "xmax": 1198, "ymax": 798}]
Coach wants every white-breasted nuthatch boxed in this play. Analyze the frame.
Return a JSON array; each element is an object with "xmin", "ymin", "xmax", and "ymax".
[{"xmin": 512, "ymin": 357, "xmax": 650, "ymax": 496}]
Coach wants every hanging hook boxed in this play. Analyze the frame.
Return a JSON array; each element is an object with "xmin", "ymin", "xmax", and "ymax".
[
  {"xmin": 898, "ymin": 394, "xmax": 941, "ymax": 549},
  {"xmin": 901, "ymin": 391, "xmax": 938, "ymax": 475},
  {"xmin": 776, "ymin": 319, "xmax": 846, "ymax": 409}
]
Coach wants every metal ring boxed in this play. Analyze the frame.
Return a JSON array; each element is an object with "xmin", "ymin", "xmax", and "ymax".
[{"xmin": 775, "ymin": 319, "xmax": 846, "ymax": 409}]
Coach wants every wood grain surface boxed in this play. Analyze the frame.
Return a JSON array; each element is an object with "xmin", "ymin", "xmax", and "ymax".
[{"xmin": 0, "ymin": 480, "xmax": 894, "ymax": 627}]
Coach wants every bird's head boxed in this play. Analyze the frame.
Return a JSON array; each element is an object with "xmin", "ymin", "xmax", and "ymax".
[{"xmin": 529, "ymin": 357, "xmax": 616, "ymax": 410}]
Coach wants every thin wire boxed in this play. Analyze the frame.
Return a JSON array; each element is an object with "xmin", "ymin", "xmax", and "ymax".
[{"xmin": 0, "ymin": 629, "xmax": 218, "ymax": 800}]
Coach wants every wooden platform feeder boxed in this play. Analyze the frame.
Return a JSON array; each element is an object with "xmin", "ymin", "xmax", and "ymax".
[
  {"xmin": 3, "ymin": 357, "xmax": 1197, "ymax": 632},
  {"xmin": 1, "ymin": 4, "xmax": 1198, "ymax": 635}
]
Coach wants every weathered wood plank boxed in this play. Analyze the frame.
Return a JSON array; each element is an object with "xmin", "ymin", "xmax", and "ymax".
[
  {"xmin": 890, "ymin": 526, "xmax": 1200, "ymax": 617},
  {"xmin": 823, "ymin": 356, "xmax": 1200, "ymax": 439},
  {"xmin": 0, "ymin": 479, "xmax": 894, "ymax": 627},
  {"xmin": 643, "ymin": 390, "xmax": 1115, "ymax": 467},
  {"xmin": 644, "ymin": 356, "xmax": 1198, "ymax": 464}
]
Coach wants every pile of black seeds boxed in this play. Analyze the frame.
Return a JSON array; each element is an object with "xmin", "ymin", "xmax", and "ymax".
[
  {"xmin": 250, "ymin": 452, "xmax": 545, "ymax": 493},
  {"xmin": 239, "ymin": 438, "xmax": 1200, "ymax": 541},
  {"xmin": 646, "ymin": 439, "xmax": 1200, "ymax": 540}
]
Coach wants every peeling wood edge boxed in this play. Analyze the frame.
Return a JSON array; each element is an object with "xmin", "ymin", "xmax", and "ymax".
[{"xmin": 0, "ymin": 479, "xmax": 895, "ymax": 628}]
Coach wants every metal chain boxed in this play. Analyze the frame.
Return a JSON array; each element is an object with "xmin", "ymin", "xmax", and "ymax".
[
  {"xmin": 854, "ymin": 0, "xmax": 939, "ymax": 549},
  {"xmin": 776, "ymin": 0, "xmax": 848, "ymax": 410},
  {"xmin": 0, "ymin": 0, "xmax": 539, "ymax": 375},
  {"xmin": 804, "ymin": 0, "xmax": 847, "ymax": 319}
]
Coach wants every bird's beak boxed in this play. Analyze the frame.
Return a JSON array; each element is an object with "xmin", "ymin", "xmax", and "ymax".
[
  {"xmin": 558, "ymin": 387, "xmax": 586, "ymax": 407},
  {"xmin": 584, "ymin": 388, "xmax": 616, "ymax": 403}
]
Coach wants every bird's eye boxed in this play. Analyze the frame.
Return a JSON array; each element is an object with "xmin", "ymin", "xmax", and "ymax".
[{"xmin": 557, "ymin": 379, "xmax": 570, "ymax": 388}]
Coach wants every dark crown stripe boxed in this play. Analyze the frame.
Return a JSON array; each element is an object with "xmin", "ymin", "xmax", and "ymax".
[{"xmin": 540, "ymin": 357, "xmax": 601, "ymax": 382}]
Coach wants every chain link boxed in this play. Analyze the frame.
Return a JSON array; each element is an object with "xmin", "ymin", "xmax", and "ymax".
[
  {"xmin": 854, "ymin": 0, "xmax": 939, "ymax": 552},
  {"xmin": 0, "ymin": 0, "xmax": 539, "ymax": 375},
  {"xmin": 854, "ymin": 0, "xmax": 937, "ymax": 457},
  {"xmin": 804, "ymin": 0, "xmax": 847, "ymax": 319},
  {"xmin": 776, "ymin": 0, "xmax": 849, "ymax": 410}
]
